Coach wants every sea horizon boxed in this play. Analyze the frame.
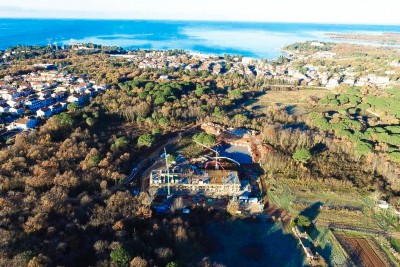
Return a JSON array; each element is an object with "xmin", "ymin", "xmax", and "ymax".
[
  {"xmin": 3, "ymin": 17, "xmax": 400, "ymax": 26},
  {"xmin": 1, "ymin": 18, "xmax": 400, "ymax": 58}
]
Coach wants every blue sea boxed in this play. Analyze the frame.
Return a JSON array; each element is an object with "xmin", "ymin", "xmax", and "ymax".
[{"xmin": 1, "ymin": 19, "xmax": 400, "ymax": 58}]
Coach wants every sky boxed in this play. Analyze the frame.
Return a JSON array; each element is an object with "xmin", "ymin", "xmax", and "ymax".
[{"xmin": 0, "ymin": 0, "xmax": 399, "ymax": 25}]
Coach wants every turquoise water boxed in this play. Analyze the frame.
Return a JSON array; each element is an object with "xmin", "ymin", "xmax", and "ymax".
[{"xmin": 1, "ymin": 19, "xmax": 400, "ymax": 58}]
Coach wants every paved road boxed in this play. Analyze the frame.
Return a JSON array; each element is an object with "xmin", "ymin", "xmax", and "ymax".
[{"xmin": 90, "ymin": 125, "xmax": 201, "ymax": 201}]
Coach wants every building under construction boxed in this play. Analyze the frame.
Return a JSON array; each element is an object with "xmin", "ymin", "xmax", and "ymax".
[{"xmin": 150, "ymin": 166, "xmax": 241, "ymax": 196}]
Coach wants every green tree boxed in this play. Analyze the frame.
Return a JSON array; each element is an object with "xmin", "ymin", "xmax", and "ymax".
[
  {"xmin": 88, "ymin": 155, "xmax": 101, "ymax": 166},
  {"xmin": 194, "ymin": 85, "xmax": 205, "ymax": 97},
  {"xmin": 292, "ymin": 148, "xmax": 312, "ymax": 163},
  {"xmin": 138, "ymin": 133, "xmax": 155, "ymax": 147},
  {"xmin": 67, "ymin": 103, "xmax": 79, "ymax": 112},
  {"xmin": 295, "ymin": 215, "xmax": 311, "ymax": 227},
  {"xmin": 193, "ymin": 132, "xmax": 216, "ymax": 147},
  {"xmin": 158, "ymin": 117, "xmax": 169, "ymax": 128},
  {"xmin": 152, "ymin": 128, "xmax": 163, "ymax": 136},
  {"xmin": 86, "ymin": 117, "xmax": 94, "ymax": 126},
  {"xmin": 166, "ymin": 262, "xmax": 178, "ymax": 267},
  {"xmin": 110, "ymin": 245, "xmax": 130, "ymax": 267},
  {"xmin": 389, "ymin": 152, "xmax": 400, "ymax": 163},
  {"xmin": 212, "ymin": 107, "xmax": 223, "ymax": 118},
  {"xmin": 54, "ymin": 113, "xmax": 74, "ymax": 127},
  {"xmin": 229, "ymin": 89, "xmax": 242, "ymax": 99},
  {"xmin": 355, "ymin": 141, "xmax": 373, "ymax": 157},
  {"xmin": 166, "ymin": 154, "xmax": 177, "ymax": 165},
  {"xmin": 112, "ymin": 137, "xmax": 129, "ymax": 151},
  {"xmin": 154, "ymin": 95, "xmax": 166, "ymax": 106}
]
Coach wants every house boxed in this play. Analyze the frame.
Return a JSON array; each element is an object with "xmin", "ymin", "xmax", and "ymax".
[
  {"xmin": 85, "ymin": 88, "xmax": 97, "ymax": 97},
  {"xmin": 50, "ymin": 102, "xmax": 67, "ymax": 114},
  {"xmin": 77, "ymin": 77, "xmax": 86, "ymax": 83},
  {"xmin": 159, "ymin": 75, "xmax": 170, "ymax": 80},
  {"xmin": 9, "ymin": 104, "xmax": 25, "ymax": 115},
  {"xmin": 369, "ymin": 76, "xmax": 390, "ymax": 86},
  {"xmin": 343, "ymin": 78, "xmax": 355, "ymax": 86},
  {"xmin": 20, "ymin": 87, "xmax": 33, "ymax": 96},
  {"xmin": 7, "ymin": 96, "xmax": 25, "ymax": 107},
  {"xmin": 38, "ymin": 90, "xmax": 51, "ymax": 98},
  {"xmin": 378, "ymin": 200, "xmax": 389, "ymax": 209},
  {"xmin": 40, "ymin": 95, "xmax": 54, "ymax": 107},
  {"xmin": 0, "ymin": 103, "xmax": 10, "ymax": 113},
  {"xmin": 36, "ymin": 107, "xmax": 52, "ymax": 117},
  {"xmin": 1, "ymin": 89, "xmax": 21, "ymax": 100},
  {"xmin": 12, "ymin": 117, "xmax": 37, "ymax": 130},
  {"xmin": 326, "ymin": 79, "xmax": 339, "ymax": 89},
  {"xmin": 67, "ymin": 94, "xmax": 85, "ymax": 105},
  {"xmin": 71, "ymin": 83, "xmax": 87, "ymax": 93},
  {"xmin": 51, "ymin": 92, "xmax": 66, "ymax": 101},
  {"xmin": 19, "ymin": 82, "xmax": 31, "ymax": 90},
  {"xmin": 93, "ymin": 84, "xmax": 106, "ymax": 92},
  {"xmin": 25, "ymin": 97, "xmax": 42, "ymax": 111},
  {"xmin": 54, "ymin": 86, "xmax": 68, "ymax": 92},
  {"xmin": 30, "ymin": 81, "xmax": 45, "ymax": 90}
]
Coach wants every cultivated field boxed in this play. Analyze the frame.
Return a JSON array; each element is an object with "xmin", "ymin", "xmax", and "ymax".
[{"xmin": 335, "ymin": 233, "xmax": 394, "ymax": 267}]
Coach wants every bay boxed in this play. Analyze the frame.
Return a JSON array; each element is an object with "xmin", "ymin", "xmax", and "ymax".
[{"xmin": 1, "ymin": 18, "xmax": 400, "ymax": 58}]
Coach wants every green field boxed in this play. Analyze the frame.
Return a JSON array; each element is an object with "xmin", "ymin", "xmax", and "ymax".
[{"xmin": 267, "ymin": 177, "xmax": 400, "ymax": 232}]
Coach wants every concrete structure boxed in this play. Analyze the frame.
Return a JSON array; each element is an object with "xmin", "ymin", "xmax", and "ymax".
[{"xmin": 150, "ymin": 168, "xmax": 241, "ymax": 196}]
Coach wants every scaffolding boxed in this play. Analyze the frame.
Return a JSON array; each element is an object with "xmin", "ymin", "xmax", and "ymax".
[{"xmin": 149, "ymin": 169, "xmax": 241, "ymax": 196}]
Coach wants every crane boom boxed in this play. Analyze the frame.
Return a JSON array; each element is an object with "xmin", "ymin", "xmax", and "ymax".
[{"xmin": 193, "ymin": 140, "xmax": 220, "ymax": 169}]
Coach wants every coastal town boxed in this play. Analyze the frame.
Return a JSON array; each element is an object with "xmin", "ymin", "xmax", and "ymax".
[
  {"xmin": 1, "ymin": 42, "xmax": 398, "ymax": 138},
  {"xmin": 109, "ymin": 41, "xmax": 398, "ymax": 89},
  {"xmin": 0, "ymin": 64, "xmax": 109, "ymax": 138}
]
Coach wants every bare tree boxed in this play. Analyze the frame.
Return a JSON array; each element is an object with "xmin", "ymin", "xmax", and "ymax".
[
  {"xmin": 170, "ymin": 197, "xmax": 184, "ymax": 213},
  {"xmin": 148, "ymin": 187, "xmax": 158, "ymax": 205}
]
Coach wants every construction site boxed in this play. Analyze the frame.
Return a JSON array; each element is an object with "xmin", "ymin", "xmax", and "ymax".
[
  {"xmin": 149, "ymin": 137, "xmax": 244, "ymax": 197},
  {"xmin": 144, "ymin": 123, "xmax": 268, "ymax": 215},
  {"xmin": 150, "ymin": 168, "xmax": 241, "ymax": 196}
]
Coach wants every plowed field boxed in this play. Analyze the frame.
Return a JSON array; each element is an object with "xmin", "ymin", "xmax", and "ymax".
[{"xmin": 335, "ymin": 234, "xmax": 391, "ymax": 267}]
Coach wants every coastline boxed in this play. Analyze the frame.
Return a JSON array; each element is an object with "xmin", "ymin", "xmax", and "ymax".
[{"xmin": 1, "ymin": 19, "xmax": 400, "ymax": 58}]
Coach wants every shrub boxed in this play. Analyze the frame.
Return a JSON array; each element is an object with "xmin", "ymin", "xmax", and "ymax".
[
  {"xmin": 112, "ymin": 137, "xmax": 129, "ymax": 151},
  {"xmin": 355, "ymin": 141, "xmax": 373, "ymax": 157},
  {"xmin": 137, "ymin": 134, "xmax": 155, "ymax": 147},
  {"xmin": 110, "ymin": 245, "xmax": 130, "ymax": 267},
  {"xmin": 292, "ymin": 148, "xmax": 312, "ymax": 163},
  {"xmin": 67, "ymin": 102, "xmax": 79, "ymax": 112},
  {"xmin": 295, "ymin": 215, "xmax": 311, "ymax": 227},
  {"xmin": 389, "ymin": 152, "xmax": 400, "ymax": 163},
  {"xmin": 193, "ymin": 132, "xmax": 216, "ymax": 147}
]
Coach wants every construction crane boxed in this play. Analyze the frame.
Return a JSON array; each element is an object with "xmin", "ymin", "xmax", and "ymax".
[
  {"xmin": 194, "ymin": 140, "xmax": 241, "ymax": 169},
  {"xmin": 164, "ymin": 147, "xmax": 171, "ymax": 197},
  {"xmin": 194, "ymin": 140, "xmax": 221, "ymax": 170}
]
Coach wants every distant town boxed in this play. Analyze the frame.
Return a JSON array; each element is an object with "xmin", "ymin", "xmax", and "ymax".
[
  {"xmin": 1, "ymin": 41, "xmax": 398, "ymax": 139},
  {"xmin": 0, "ymin": 64, "xmax": 109, "ymax": 138}
]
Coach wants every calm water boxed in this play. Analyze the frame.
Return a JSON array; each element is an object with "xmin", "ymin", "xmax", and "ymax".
[
  {"xmin": 206, "ymin": 218, "xmax": 305, "ymax": 266},
  {"xmin": 1, "ymin": 19, "xmax": 400, "ymax": 58}
]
